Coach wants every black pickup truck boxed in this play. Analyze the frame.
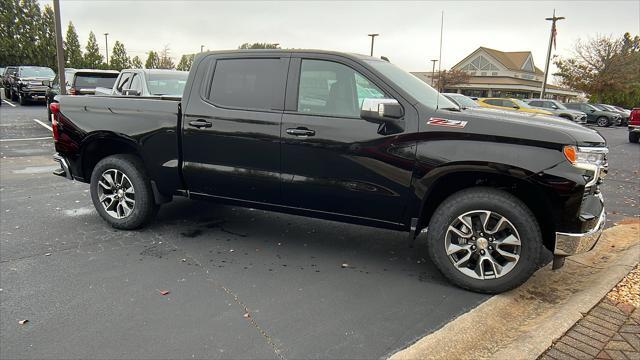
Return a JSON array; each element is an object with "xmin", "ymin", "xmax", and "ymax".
[{"xmin": 50, "ymin": 50, "xmax": 608, "ymax": 293}]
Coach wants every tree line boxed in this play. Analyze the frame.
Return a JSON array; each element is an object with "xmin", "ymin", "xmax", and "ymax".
[
  {"xmin": 0, "ymin": 0, "xmax": 195, "ymax": 71},
  {"xmin": 554, "ymin": 32, "xmax": 639, "ymax": 108}
]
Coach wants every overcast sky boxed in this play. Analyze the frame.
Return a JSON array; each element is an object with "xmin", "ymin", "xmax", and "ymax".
[{"xmin": 41, "ymin": 0, "xmax": 638, "ymax": 76}]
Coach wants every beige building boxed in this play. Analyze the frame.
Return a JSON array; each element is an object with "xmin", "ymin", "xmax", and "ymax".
[{"xmin": 412, "ymin": 47, "xmax": 580, "ymax": 102}]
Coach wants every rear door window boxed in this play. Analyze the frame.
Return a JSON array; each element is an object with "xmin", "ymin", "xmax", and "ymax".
[
  {"xmin": 208, "ymin": 58, "xmax": 286, "ymax": 111},
  {"xmin": 484, "ymin": 99, "xmax": 501, "ymax": 106}
]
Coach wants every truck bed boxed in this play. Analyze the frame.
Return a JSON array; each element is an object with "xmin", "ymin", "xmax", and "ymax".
[{"xmin": 55, "ymin": 95, "xmax": 183, "ymax": 195}]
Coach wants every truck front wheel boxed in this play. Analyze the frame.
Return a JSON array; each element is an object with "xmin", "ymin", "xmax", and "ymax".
[
  {"xmin": 426, "ymin": 187, "xmax": 541, "ymax": 294},
  {"xmin": 90, "ymin": 154, "xmax": 159, "ymax": 230}
]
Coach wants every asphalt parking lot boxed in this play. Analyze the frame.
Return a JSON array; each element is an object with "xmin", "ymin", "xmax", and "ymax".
[{"xmin": 1, "ymin": 94, "xmax": 638, "ymax": 359}]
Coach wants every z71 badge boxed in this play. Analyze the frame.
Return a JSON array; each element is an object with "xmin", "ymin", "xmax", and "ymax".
[{"xmin": 427, "ymin": 117, "xmax": 468, "ymax": 128}]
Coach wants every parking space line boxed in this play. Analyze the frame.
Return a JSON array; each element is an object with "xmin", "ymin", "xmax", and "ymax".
[
  {"xmin": 2, "ymin": 99, "xmax": 16, "ymax": 107},
  {"xmin": 0, "ymin": 137, "xmax": 52, "ymax": 142},
  {"xmin": 33, "ymin": 118, "xmax": 53, "ymax": 131}
]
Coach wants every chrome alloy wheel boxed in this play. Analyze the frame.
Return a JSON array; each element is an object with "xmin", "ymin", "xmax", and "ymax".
[
  {"xmin": 445, "ymin": 210, "xmax": 521, "ymax": 280},
  {"xmin": 97, "ymin": 169, "xmax": 135, "ymax": 219}
]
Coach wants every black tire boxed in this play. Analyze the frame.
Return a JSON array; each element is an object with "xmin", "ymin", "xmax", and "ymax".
[
  {"xmin": 18, "ymin": 92, "xmax": 27, "ymax": 105},
  {"xmin": 426, "ymin": 187, "xmax": 542, "ymax": 294},
  {"xmin": 630, "ymin": 132, "xmax": 639, "ymax": 143},
  {"xmin": 90, "ymin": 154, "xmax": 159, "ymax": 230},
  {"xmin": 3, "ymin": 88, "xmax": 9, "ymax": 98},
  {"xmin": 596, "ymin": 116, "xmax": 610, "ymax": 127},
  {"xmin": 11, "ymin": 89, "xmax": 18, "ymax": 101}
]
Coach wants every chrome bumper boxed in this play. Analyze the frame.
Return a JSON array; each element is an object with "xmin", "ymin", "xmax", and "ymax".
[
  {"xmin": 53, "ymin": 153, "xmax": 72, "ymax": 180},
  {"xmin": 554, "ymin": 201, "xmax": 606, "ymax": 256}
]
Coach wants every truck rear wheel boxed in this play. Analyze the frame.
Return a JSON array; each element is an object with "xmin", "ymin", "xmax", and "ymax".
[
  {"xmin": 630, "ymin": 132, "xmax": 639, "ymax": 143},
  {"xmin": 90, "ymin": 154, "xmax": 159, "ymax": 230},
  {"xmin": 426, "ymin": 187, "xmax": 541, "ymax": 294}
]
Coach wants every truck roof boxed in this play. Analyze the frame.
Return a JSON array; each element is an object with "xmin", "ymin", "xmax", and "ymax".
[{"xmin": 199, "ymin": 49, "xmax": 383, "ymax": 62}]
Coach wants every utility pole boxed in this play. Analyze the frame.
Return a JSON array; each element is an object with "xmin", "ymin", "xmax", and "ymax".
[
  {"xmin": 540, "ymin": 9, "xmax": 564, "ymax": 99},
  {"xmin": 53, "ymin": 0, "xmax": 66, "ymax": 95},
  {"xmin": 104, "ymin": 33, "xmax": 109, "ymax": 66},
  {"xmin": 200, "ymin": 45, "xmax": 204, "ymax": 53},
  {"xmin": 437, "ymin": 11, "xmax": 444, "ymax": 92},
  {"xmin": 430, "ymin": 59, "xmax": 438, "ymax": 87},
  {"xmin": 368, "ymin": 33, "xmax": 379, "ymax": 57}
]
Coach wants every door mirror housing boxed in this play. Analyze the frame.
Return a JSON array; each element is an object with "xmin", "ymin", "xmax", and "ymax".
[
  {"xmin": 122, "ymin": 89, "xmax": 141, "ymax": 96},
  {"xmin": 360, "ymin": 98, "xmax": 403, "ymax": 123}
]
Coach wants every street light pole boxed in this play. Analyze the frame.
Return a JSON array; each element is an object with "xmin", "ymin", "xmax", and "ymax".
[
  {"xmin": 430, "ymin": 59, "xmax": 438, "ymax": 87},
  {"xmin": 367, "ymin": 33, "xmax": 379, "ymax": 57},
  {"xmin": 200, "ymin": 45, "xmax": 204, "ymax": 53},
  {"xmin": 104, "ymin": 33, "xmax": 109, "ymax": 66},
  {"xmin": 53, "ymin": 0, "xmax": 66, "ymax": 95},
  {"xmin": 540, "ymin": 9, "xmax": 564, "ymax": 99}
]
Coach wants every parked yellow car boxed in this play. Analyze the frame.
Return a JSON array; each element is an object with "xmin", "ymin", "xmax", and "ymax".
[{"xmin": 477, "ymin": 98, "xmax": 553, "ymax": 115}]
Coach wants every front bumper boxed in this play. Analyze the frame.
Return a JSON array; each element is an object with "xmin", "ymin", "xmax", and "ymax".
[
  {"xmin": 53, "ymin": 153, "xmax": 73, "ymax": 180},
  {"xmin": 554, "ymin": 192, "xmax": 606, "ymax": 256}
]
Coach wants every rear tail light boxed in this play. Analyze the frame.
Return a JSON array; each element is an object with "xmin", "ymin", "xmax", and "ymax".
[{"xmin": 49, "ymin": 102, "xmax": 60, "ymax": 141}]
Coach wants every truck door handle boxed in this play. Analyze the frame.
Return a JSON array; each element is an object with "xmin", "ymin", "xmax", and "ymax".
[
  {"xmin": 188, "ymin": 119, "xmax": 212, "ymax": 129},
  {"xmin": 286, "ymin": 127, "xmax": 315, "ymax": 137}
]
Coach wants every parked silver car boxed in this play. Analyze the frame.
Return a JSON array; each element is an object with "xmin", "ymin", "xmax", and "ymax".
[{"xmin": 525, "ymin": 99, "xmax": 588, "ymax": 124}]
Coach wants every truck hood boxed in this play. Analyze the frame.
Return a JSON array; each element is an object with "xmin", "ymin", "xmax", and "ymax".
[{"xmin": 435, "ymin": 107, "xmax": 606, "ymax": 146}]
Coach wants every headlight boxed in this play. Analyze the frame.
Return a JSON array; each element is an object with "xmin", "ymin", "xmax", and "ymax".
[{"xmin": 563, "ymin": 146, "xmax": 608, "ymax": 167}]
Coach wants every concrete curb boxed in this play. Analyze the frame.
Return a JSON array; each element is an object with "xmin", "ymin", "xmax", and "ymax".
[{"xmin": 390, "ymin": 222, "xmax": 640, "ymax": 360}]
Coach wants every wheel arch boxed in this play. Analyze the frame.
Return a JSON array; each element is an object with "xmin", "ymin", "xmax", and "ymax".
[
  {"xmin": 415, "ymin": 164, "xmax": 556, "ymax": 251},
  {"xmin": 80, "ymin": 132, "xmax": 144, "ymax": 181}
]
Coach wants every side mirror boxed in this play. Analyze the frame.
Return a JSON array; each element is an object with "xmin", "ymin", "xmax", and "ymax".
[
  {"xmin": 590, "ymin": 109, "xmax": 596, "ymax": 113},
  {"xmin": 122, "ymin": 89, "xmax": 141, "ymax": 96},
  {"xmin": 42, "ymin": 80, "xmax": 51, "ymax": 87},
  {"xmin": 551, "ymin": 105, "xmax": 558, "ymax": 109},
  {"xmin": 360, "ymin": 98, "xmax": 403, "ymax": 123},
  {"xmin": 512, "ymin": 105, "xmax": 519, "ymax": 109}
]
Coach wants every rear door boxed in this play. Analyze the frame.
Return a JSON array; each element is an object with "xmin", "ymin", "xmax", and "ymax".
[
  {"xmin": 279, "ymin": 55, "xmax": 415, "ymax": 223},
  {"xmin": 181, "ymin": 53, "xmax": 290, "ymax": 204}
]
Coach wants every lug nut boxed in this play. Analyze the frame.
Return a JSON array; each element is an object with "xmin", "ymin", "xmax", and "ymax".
[
  {"xmin": 471, "ymin": 245, "xmax": 476, "ymax": 250},
  {"xmin": 480, "ymin": 250, "xmax": 485, "ymax": 255},
  {"xmin": 489, "ymin": 246, "xmax": 493, "ymax": 250}
]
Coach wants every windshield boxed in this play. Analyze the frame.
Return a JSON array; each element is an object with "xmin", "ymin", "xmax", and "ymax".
[
  {"xmin": 512, "ymin": 99, "xmax": 534, "ymax": 109},
  {"xmin": 74, "ymin": 73, "xmax": 119, "ymax": 88},
  {"xmin": 146, "ymin": 71, "xmax": 188, "ymax": 95},
  {"xmin": 365, "ymin": 60, "xmax": 457, "ymax": 109},
  {"xmin": 20, "ymin": 67, "xmax": 55, "ymax": 78},
  {"xmin": 551, "ymin": 101, "xmax": 568, "ymax": 110},
  {"xmin": 445, "ymin": 94, "xmax": 479, "ymax": 108}
]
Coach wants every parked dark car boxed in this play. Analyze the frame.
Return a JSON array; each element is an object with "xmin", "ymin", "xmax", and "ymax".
[
  {"xmin": 44, "ymin": 69, "xmax": 119, "ymax": 119},
  {"xmin": 105, "ymin": 69, "xmax": 188, "ymax": 97},
  {"xmin": 51, "ymin": 50, "xmax": 608, "ymax": 294},
  {"xmin": 2, "ymin": 66, "xmax": 17, "ymax": 99},
  {"xmin": 629, "ymin": 108, "xmax": 640, "ymax": 143},
  {"xmin": 525, "ymin": 99, "xmax": 587, "ymax": 124},
  {"xmin": 563, "ymin": 102, "xmax": 621, "ymax": 127},
  {"xmin": 593, "ymin": 104, "xmax": 630, "ymax": 126},
  {"xmin": 8, "ymin": 66, "xmax": 56, "ymax": 105}
]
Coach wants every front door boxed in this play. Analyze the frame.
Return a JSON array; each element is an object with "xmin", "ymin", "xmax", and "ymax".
[
  {"xmin": 181, "ymin": 54, "xmax": 290, "ymax": 204},
  {"xmin": 280, "ymin": 57, "xmax": 415, "ymax": 224}
]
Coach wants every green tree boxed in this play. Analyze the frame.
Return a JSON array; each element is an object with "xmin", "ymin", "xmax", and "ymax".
[
  {"xmin": 64, "ymin": 22, "xmax": 83, "ymax": 68},
  {"xmin": 37, "ymin": 5, "xmax": 57, "ymax": 70},
  {"xmin": 238, "ymin": 42, "xmax": 280, "ymax": 49},
  {"xmin": 17, "ymin": 0, "xmax": 42, "ymax": 65},
  {"xmin": 0, "ymin": 1, "xmax": 21, "ymax": 66},
  {"xmin": 433, "ymin": 69, "xmax": 471, "ymax": 92},
  {"xmin": 109, "ymin": 41, "xmax": 130, "ymax": 71},
  {"xmin": 176, "ymin": 54, "xmax": 195, "ymax": 71},
  {"xmin": 131, "ymin": 56, "xmax": 143, "ymax": 69},
  {"xmin": 83, "ymin": 31, "xmax": 103, "ymax": 68},
  {"xmin": 554, "ymin": 32, "xmax": 640, "ymax": 108},
  {"xmin": 144, "ymin": 51, "xmax": 160, "ymax": 69},
  {"xmin": 158, "ymin": 45, "xmax": 175, "ymax": 69}
]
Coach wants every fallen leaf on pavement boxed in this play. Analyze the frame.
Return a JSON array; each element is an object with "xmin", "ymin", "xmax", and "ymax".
[
  {"xmin": 341, "ymin": 263, "xmax": 349, "ymax": 268},
  {"xmin": 44, "ymin": 253, "xmax": 51, "ymax": 256},
  {"xmin": 157, "ymin": 289, "xmax": 170, "ymax": 295},
  {"xmin": 243, "ymin": 312, "xmax": 250, "ymax": 318},
  {"xmin": 18, "ymin": 320, "xmax": 28, "ymax": 325}
]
